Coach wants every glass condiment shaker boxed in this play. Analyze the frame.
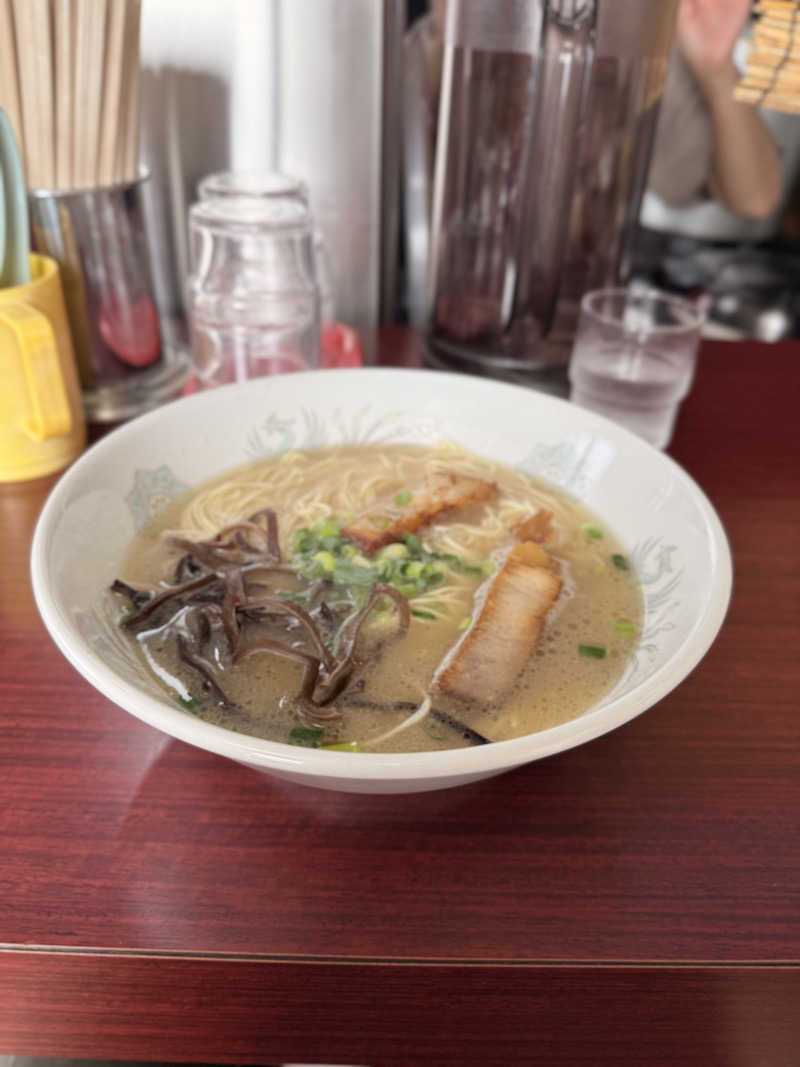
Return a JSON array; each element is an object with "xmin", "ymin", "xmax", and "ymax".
[
  {"xmin": 197, "ymin": 170, "xmax": 335, "ymax": 327},
  {"xmin": 186, "ymin": 196, "xmax": 321, "ymax": 389}
]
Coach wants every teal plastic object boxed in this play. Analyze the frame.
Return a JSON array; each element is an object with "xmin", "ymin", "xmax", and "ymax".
[
  {"xmin": 0, "ymin": 108, "xmax": 30, "ymax": 288},
  {"xmin": 0, "ymin": 160, "xmax": 6, "ymax": 284}
]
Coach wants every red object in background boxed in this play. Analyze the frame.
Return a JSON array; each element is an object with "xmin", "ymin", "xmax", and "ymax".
[
  {"xmin": 321, "ymin": 323, "xmax": 363, "ymax": 368},
  {"xmin": 98, "ymin": 292, "xmax": 162, "ymax": 368}
]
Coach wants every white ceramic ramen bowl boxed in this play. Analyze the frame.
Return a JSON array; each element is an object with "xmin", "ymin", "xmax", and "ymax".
[{"xmin": 31, "ymin": 369, "xmax": 732, "ymax": 794}]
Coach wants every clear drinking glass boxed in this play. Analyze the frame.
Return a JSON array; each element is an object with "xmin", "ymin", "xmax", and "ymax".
[
  {"xmin": 196, "ymin": 170, "xmax": 335, "ymax": 326},
  {"xmin": 186, "ymin": 196, "xmax": 321, "ymax": 389},
  {"xmin": 568, "ymin": 286, "xmax": 705, "ymax": 449}
]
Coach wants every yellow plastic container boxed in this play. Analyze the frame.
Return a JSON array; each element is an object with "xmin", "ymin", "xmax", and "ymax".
[{"xmin": 0, "ymin": 253, "xmax": 86, "ymax": 481}]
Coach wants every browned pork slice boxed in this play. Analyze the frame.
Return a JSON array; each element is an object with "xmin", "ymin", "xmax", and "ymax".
[
  {"xmin": 512, "ymin": 508, "xmax": 555, "ymax": 545},
  {"xmin": 431, "ymin": 541, "xmax": 562, "ymax": 707},
  {"xmin": 341, "ymin": 471, "xmax": 498, "ymax": 554}
]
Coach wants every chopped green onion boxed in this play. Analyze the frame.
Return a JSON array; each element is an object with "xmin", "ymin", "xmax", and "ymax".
[
  {"xmin": 322, "ymin": 741, "xmax": 359, "ymax": 752},
  {"xmin": 578, "ymin": 644, "xmax": 607, "ymax": 659},
  {"xmin": 313, "ymin": 518, "xmax": 340, "ymax": 538},
  {"xmin": 291, "ymin": 526, "xmax": 481, "ymax": 606},
  {"xmin": 582, "ymin": 524, "xmax": 604, "ymax": 540},
  {"xmin": 368, "ymin": 515, "xmax": 390, "ymax": 530},
  {"xmin": 458, "ymin": 616, "xmax": 472, "ymax": 631},
  {"xmin": 177, "ymin": 695, "xmax": 199, "ymax": 709},
  {"xmin": 331, "ymin": 560, "xmax": 376, "ymax": 587},
  {"xmin": 394, "ymin": 581, "xmax": 421, "ymax": 598},
  {"xmin": 293, "ymin": 528, "xmax": 314, "ymax": 553},
  {"xmin": 376, "ymin": 559, "xmax": 393, "ymax": 580},
  {"xmin": 393, "ymin": 490, "xmax": 412, "ymax": 507},
  {"xmin": 402, "ymin": 533, "xmax": 423, "ymax": 556},
  {"xmin": 312, "ymin": 550, "xmax": 336, "ymax": 573},
  {"xmin": 411, "ymin": 609, "xmax": 437, "ymax": 621},
  {"xmin": 612, "ymin": 554, "xmax": 630, "ymax": 571},
  {"xmin": 594, "ymin": 562, "xmax": 606, "ymax": 576},
  {"xmin": 288, "ymin": 726, "xmax": 324, "ymax": 748},
  {"xmin": 379, "ymin": 542, "xmax": 409, "ymax": 561},
  {"xmin": 615, "ymin": 619, "xmax": 636, "ymax": 636}
]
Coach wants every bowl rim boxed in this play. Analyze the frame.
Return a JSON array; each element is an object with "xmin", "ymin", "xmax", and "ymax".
[{"xmin": 30, "ymin": 367, "xmax": 733, "ymax": 782}]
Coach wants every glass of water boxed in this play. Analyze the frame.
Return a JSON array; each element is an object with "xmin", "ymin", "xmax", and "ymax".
[
  {"xmin": 186, "ymin": 196, "xmax": 320, "ymax": 390},
  {"xmin": 568, "ymin": 286, "xmax": 706, "ymax": 449}
]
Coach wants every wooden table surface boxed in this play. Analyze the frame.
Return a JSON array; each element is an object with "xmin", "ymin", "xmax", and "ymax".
[{"xmin": 1, "ymin": 331, "xmax": 799, "ymax": 1066}]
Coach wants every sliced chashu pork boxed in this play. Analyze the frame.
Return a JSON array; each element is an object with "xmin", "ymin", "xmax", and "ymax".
[
  {"xmin": 512, "ymin": 508, "xmax": 555, "ymax": 546},
  {"xmin": 431, "ymin": 537, "xmax": 562, "ymax": 708},
  {"xmin": 341, "ymin": 471, "xmax": 498, "ymax": 554}
]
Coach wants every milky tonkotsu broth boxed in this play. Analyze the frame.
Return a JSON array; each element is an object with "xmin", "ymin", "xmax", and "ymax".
[{"xmin": 119, "ymin": 442, "xmax": 643, "ymax": 753}]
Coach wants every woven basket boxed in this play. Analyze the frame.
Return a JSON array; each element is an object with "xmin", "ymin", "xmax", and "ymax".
[{"xmin": 736, "ymin": 1, "xmax": 800, "ymax": 112}]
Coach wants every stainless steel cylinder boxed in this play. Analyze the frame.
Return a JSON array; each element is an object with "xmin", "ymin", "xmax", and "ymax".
[{"xmin": 29, "ymin": 174, "xmax": 190, "ymax": 421}]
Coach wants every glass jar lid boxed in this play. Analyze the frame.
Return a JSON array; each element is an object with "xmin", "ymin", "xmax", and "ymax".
[{"xmin": 189, "ymin": 195, "xmax": 312, "ymax": 236}]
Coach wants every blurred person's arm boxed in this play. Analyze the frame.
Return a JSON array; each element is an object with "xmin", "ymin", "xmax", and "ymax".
[{"xmin": 678, "ymin": 0, "xmax": 782, "ymax": 219}]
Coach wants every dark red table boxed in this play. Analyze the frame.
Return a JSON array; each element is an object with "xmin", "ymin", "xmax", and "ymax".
[{"xmin": 1, "ymin": 331, "xmax": 798, "ymax": 1066}]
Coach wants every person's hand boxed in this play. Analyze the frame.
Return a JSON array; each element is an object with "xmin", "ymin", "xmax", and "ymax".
[
  {"xmin": 674, "ymin": 0, "xmax": 782, "ymax": 219},
  {"xmin": 676, "ymin": 0, "xmax": 752, "ymax": 86}
]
